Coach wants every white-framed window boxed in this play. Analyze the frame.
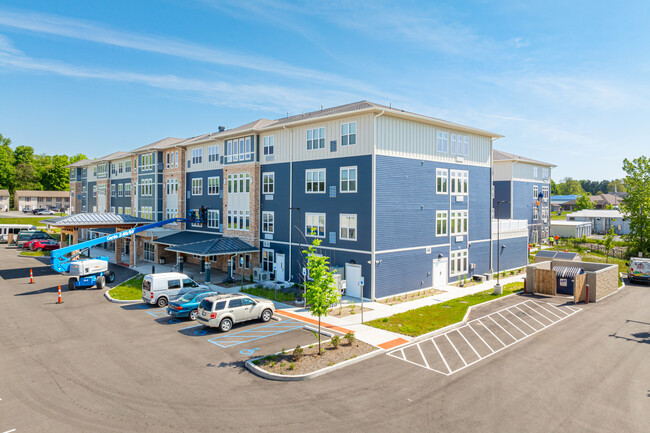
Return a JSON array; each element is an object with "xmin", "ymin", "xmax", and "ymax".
[
  {"xmin": 140, "ymin": 179, "xmax": 153, "ymax": 196},
  {"xmin": 192, "ymin": 178, "xmax": 203, "ymax": 196},
  {"xmin": 111, "ymin": 184, "xmax": 116, "ymax": 197},
  {"xmin": 263, "ymin": 172, "xmax": 274, "ymax": 194},
  {"xmin": 262, "ymin": 249, "xmax": 275, "ymax": 274},
  {"xmin": 262, "ymin": 211, "xmax": 274, "ymax": 233},
  {"xmin": 110, "ymin": 206, "xmax": 115, "ymax": 213},
  {"xmin": 166, "ymin": 178, "xmax": 179, "ymax": 195},
  {"xmin": 92, "ymin": 185, "xmax": 97, "ymax": 197},
  {"xmin": 125, "ymin": 183, "xmax": 131, "ymax": 197},
  {"xmin": 140, "ymin": 206, "xmax": 153, "ymax": 220},
  {"xmin": 340, "ymin": 167, "xmax": 357, "ymax": 193},
  {"xmin": 541, "ymin": 207, "xmax": 548, "ymax": 222},
  {"xmin": 227, "ymin": 209, "xmax": 249, "ymax": 231},
  {"xmin": 341, "ymin": 122, "xmax": 357, "ymax": 146},
  {"xmin": 118, "ymin": 162, "xmax": 123, "ymax": 173},
  {"xmin": 339, "ymin": 214, "xmax": 357, "ymax": 241},
  {"xmin": 208, "ymin": 145, "xmax": 219, "ymax": 163},
  {"xmin": 533, "ymin": 206, "xmax": 539, "ymax": 220},
  {"xmin": 533, "ymin": 166, "xmax": 539, "ymax": 178},
  {"xmin": 227, "ymin": 173, "xmax": 250, "ymax": 194},
  {"xmin": 307, "ymin": 127, "xmax": 325, "ymax": 150},
  {"xmin": 118, "ymin": 207, "xmax": 123, "ymax": 214},
  {"xmin": 450, "ymin": 134, "xmax": 469, "ymax": 156},
  {"xmin": 450, "ymin": 250, "xmax": 468, "ymax": 276},
  {"xmin": 118, "ymin": 184, "xmax": 123, "ymax": 197},
  {"xmin": 306, "ymin": 169, "xmax": 326, "ymax": 193},
  {"xmin": 92, "ymin": 166, "xmax": 97, "ymax": 177},
  {"xmin": 542, "ymin": 168, "xmax": 549, "ymax": 178},
  {"xmin": 124, "ymin": 207, "xmax": 131, "ymax": 215},
  {"xmin": 207, "ymin": 177, "xmax": 220, "ymax": 195},
  {"xmin": 97, "ymin": 163, "xmax": 108, "ymax": 177},
  {"xmin": 192, "ymin": 148, "xmax": 203, "ymax": 165},
  {"xmin": 166, "ymin": 208, "xmax": 178, "ymax": 219},
  {"xmin": 450, "ymin": 170, "xmax": 469, "ymax": 195},
  {"xmin": 450, "ymin": 210, "xmax": 468, "ymax": 235},
  {"xmin": 141, "ymin": 153, "xmax": 153, "ymax": 171},
  {"xmin": 263, "ymin": 136, "xmax": 274, "ymax": 156},
  {"xmin": 306, "ymin": 213, "xmax": 326, "ymax": 238},
  {"xmin": 207, "ymin": 210, "xmax": 219, "ymax": 229},
  {"xmin": 225, "ymin": 137, "xmax": 253, "ymax": 162},
  {"xmin": 166, "ymin": 152, "xmax": 171, "ymax": 169},
  {"xmin": 436, "ymin": 168, "xmax": 448, "ymax": 194},
  {"xmin": 436, "ymin": 211, "xmax": 448, "ymax": 236},
  {"xmin": 533, "ymin": 185, "xmax": 539, "ymax": 199},
  {"xmin": 436, "ymin": 131, "xmax": 448, "ymax": 153},
  {"xmin": 542, "ymin": 186, "xmax": 549, "ymax": 200},
  {"xmin": 125, "ymin": 161, "xmax": 131, "ymax": 173}
]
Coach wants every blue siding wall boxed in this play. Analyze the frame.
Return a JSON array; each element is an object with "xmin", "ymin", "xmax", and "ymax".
[
  {"xmin": 492, "ymin": 236, "xmax": 528, "ymax": 272},
  {"xmin": 185, "ymin": 169, "xmax": 224, "ymax": 233},
  {"xmin": 87, "ymin": 181, "xmax": 96, "ymax": 209},
  {"xmin": 512, "ymin": 180, "xmax": 550, "ymax": 240},
  {"xmin": 375, "ymin": 246, "xmax": 445, "ymax": 298},
  {"xmin": 469, "ymin": 241, "xmax": 491, "ymax": 277},
  {"xmin": 110, "ymin": 180, "xmax": 132, "ymax": 210},
  {"xmin": 260, "ymin": 163, "xmax": 291, "ymax": 242},
  {"xmin": 493, "ymin": 181, "xmax": 511, "ymax": 218}
]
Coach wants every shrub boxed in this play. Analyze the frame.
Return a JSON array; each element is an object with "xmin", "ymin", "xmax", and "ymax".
[
  {"xmin": 289, "ymin": 363, "xmax": 295, "ymax": 370},
  {"xmin": 344, "ymin": 331, "xmax": 356, "ymax": 345},
  {"xmin": 292, "ymin": 345, "xmax": 304, "ymax": 361},
  {"xmin": 281, "ymin": 348, "xmax": 286, "ymax": 355},
  {"xmin": 330, "ymin": 336, "xmax": 340, "ymax": 349}
]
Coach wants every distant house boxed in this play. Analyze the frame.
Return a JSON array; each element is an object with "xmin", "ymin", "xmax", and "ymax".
[
  {"xmin": 14, "ymin": 190, "xmax": 70, "ymax": 212},
  {"xmin": 550, "ymin": 195, "xmax": 578, "ymax": 213},
  {"xmin": 561, "ymin": 193, "xmax": 624, "ymax": 211},
  {"xmin": 565, "ymin": 209, "xmax": 629, "ymax": 235},
  {"xmin": 551, "ymin": 220, "xmax": 592, "ymax": 238},
  {"xmin": 0, "ymin": 189, "xmax": 9, "ymax": 212}
]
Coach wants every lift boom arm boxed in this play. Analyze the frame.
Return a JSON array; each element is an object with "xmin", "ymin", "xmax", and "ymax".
[{"xmin": 50, "ymin": 218, "xmax": 190, "ymax": 273}]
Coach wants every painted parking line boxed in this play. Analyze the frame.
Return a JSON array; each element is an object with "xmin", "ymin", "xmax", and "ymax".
[
  {"xmin": 387, "ymin": 300, "xmax": 581, "ymax": 376},
  {"xmin": 207, "ymin": 319, "xmax": 305, "ymax": 348},
  {"xmin": 145, "ymin": 308, "xmax": 168, "ymax": 318}
]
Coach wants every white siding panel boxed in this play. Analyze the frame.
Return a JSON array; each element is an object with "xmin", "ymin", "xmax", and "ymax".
[
  {"xmin": 186, "ymin": 140, "xmax": 223, "ymax": 173},
  {"xmin": 111, "ymin": 157, "xmax": 132, "ymax": 180},
  {"xmin": 492, "ymin": 161, "xmax": 513, "ymax": 181},
  {"xmin": 376, "ymin": 115, "xmax": 491, "ymax": 167},
  {"xmin": 512, "ymin": 162, "xmax": 550, "ymax": 182}
]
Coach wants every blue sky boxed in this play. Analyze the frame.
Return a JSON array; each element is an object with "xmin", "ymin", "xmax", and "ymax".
[{"xmin": 0, "ymin": 0, "xmax": 648, "ymax": 180}]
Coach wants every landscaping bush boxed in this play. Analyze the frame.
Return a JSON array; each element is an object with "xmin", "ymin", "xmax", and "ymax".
[
  {"xmin": 292, "ymin": 345, "xmax": 304, "ymax": 361},
  {"xmin": 330, "ymin": 336, "xmax": 340, "ymax": 349},
  {"xmin": 344, "ymin": 332, "xmax": 356, "ymax": 345}
]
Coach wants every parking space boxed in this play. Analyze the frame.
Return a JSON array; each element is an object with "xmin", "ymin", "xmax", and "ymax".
[{"xmin": 387, "ymin": 300, "xmax": 581, "ymax": 376}]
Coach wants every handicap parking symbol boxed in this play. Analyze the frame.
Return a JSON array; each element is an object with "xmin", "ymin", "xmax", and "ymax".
[
  {"xmin": 138, "ymin": 304, "xmax": 148, "ymax": 309},
  {"xmin": 168, "ymin": 318, "xmax": 180, "ymax": 324},
  {"xmin": 239, "ymin": 348, "xmax": 260, "ymax": 356},
  {"xmin": 194, "ymin": 329, "xmax": 208, "ymax": 336}
]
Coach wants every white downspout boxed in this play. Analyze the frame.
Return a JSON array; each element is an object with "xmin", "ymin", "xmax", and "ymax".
[{"xmin": 371, "ymin": 110, "xmax": 384, "ymax": 300}]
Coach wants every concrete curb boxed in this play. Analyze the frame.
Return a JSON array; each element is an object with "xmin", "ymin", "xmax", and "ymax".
[
  {"xmin": 245, "ymin": 346, "xmax": 384, "ymax": 381},
  {"xmin": 104, "ymin": 274, "xmax": 144, "ymax": 304}
]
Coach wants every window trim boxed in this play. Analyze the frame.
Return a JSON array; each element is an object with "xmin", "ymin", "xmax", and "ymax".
[
  {"xmin": 305, "ymin": 168, "xmax": 326, "ymax": 194},
  {"xmin": 262, "ymin": 211, "xmax": 274, "ymax": 234},
  {"xmin": 450, "ymin": 210, "xmax": 468, "ymax": 236},
  {"xmin": 263, "ymin": 172, "xmax": 275, "ymax": 194},
  {"xmin": 305, "ymin": 212, "xmax": 326, "ymax": 238},
  {"xmin": 306, "ymin": 127, "xmax": 326, "ymax": 150},
  {"xmin": 436, "ymin": 210, "xmax": 448, "ymax": 236},
  {"xmin": 340, "ymin": 122, "xmax": 357, "ymax": 146},
  {"xmin": 450, "ymin": 249, "xmax": 469, "ymax": 277},
  {"xmin": 207, "ymin": 176, "xmax": 220, "ymax": 195},
  {"xmin": 207, "ymin": 209, "xmax": 219, "ymax": 229},
  {"xmin": 192, "ymin": 178, "xmax": 203, "ymax": 196},
  {"xmin": 340, "ymin": 166, "xmax": 357, "ymax": 193},
  {"xmin": 436, "ymin": 168, "xmax": 448, "ymax": 194},
  {"xmin": 339, "ymin": 213, "xmax": 357, "ymax": 241}
]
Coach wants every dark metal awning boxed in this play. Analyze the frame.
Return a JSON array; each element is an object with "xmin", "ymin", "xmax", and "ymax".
[
  {"xmin": 88, "ymin": 227, "xmax": 116, "ymax": 235},
  {"xmin": 154, "ymin": 231, "xmax": 220, "ymax": 246},
  {"xmin": 165, "ymin": 237, "xmax": 257, "ymax": 257},
  {"xmin": 41, "ymin": 213, "xmax": 152, "ymax": 227}
]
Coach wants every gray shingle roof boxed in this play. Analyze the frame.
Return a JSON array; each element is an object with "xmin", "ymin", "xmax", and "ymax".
[
  {"xmin": 131, "ymin": 137, "xmax": 185, "ymax": 153},
  {"xmin": 493, "ymin": 149, "xmax": 556, "ymax": 167},
  {"xmin": 165, "ymin": 236, "xmax": 257, "ymax": 256},
  {"xmin": 97, "ymin": 151, "xmax": 130, "ymax": 162},
  {"xmin": 40, "ymin": 213, "xmax": 153, "ymax": 226},
  {"xmin": 155, "ymin": 231, "xmax": 220, "ymax": 246},
  {"xmin": 270, "ymin": 101, "xmax": 376, "ymax": 126}
]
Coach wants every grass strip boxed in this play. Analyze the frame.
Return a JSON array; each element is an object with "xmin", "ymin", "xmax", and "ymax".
[
  {"xmin": 366, "ymin": 282, "xmax": 524, "ymax": 337},
  {"xmin": 108, "ymin": 275, "xmax": 144, "ymax": 300},
  {"xmin": 241, "ymin": 285, "xmax": 296, "ymax": 303},
  {"xmin": 19, "ymin": 250, "xmax": 50, "ymax": 257}
]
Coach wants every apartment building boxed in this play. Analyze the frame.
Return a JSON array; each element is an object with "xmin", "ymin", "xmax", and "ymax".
[
  {"xmin": 68, "ymin": 101, "xmax": 532, "ymax": 300},
  {"xmin": 0, "ymin": 189, "xmax": 9, "ymax": 211},
  {"xmin": 15, "ymin": 190, "xmax": 70, "ymax": 212},
  {"xmin": 492, "ymin": 150, "xmax": 555, "ymax": 244}
]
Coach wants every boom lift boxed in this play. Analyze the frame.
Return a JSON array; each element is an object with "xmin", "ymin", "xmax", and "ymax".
[{"xmin": 51, "ymin": 218, "xmax": 192, "ymax": 290}]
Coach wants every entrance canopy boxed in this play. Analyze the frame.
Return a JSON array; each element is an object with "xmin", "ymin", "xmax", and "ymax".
[
  {"xmin": 41, "ymin": 213, "xmax": 153, "ymax": 227},
  {"xmin": 165, "ymin": 236, "xmax": 257, "ymax": 257},
  {"xmin": 155, "ymin": 231, "xmax": 220, "ymax": 246}
]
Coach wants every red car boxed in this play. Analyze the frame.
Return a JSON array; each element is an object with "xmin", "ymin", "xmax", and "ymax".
[
  {"xmin": 23, "ymin": 239, "xmax": 40, "ymax": 249},
  {"xmin": 30, "ymin": 239, "xmax": 60, "ymax": 252}
]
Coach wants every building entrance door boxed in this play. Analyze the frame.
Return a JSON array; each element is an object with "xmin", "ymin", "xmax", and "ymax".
[
  {"xmin": 275, "ymin": 253, "xmax": 285, "ymax": 282},
  {"xmin": 433, "ymin": 258, "xmax": 448, "ymax": 288},
  {"xmin": 345, "ymin": 263, "xmax": 362, "ymax": 299}
]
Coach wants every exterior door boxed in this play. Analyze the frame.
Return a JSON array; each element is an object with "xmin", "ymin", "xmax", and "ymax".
[
  {"xmin": 275, "ymin": 253, "xmax": 285, "ymax": 282},
  {"xmin": 228, "ymin": 298, "xmax": 247, "ymax": 322},
  {"xmin": 345, "ymin": 263, "xmax": 362, "ymax": 299},
  {"xmin": 433, "ymin": 258, "xmax": 448, "ymax": 288}
]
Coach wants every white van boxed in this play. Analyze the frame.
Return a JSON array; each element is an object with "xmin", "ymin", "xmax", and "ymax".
[
  {"xmin": 141, "ymin": 272, "xmax": 208, "ymax": 307},
  {"xmin": 627, "ymin": 257, "xmax": 650, "ymax": 284}
]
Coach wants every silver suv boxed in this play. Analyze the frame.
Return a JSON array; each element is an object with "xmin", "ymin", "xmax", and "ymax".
[{"xmin": 196, "ymin": 294, "xmax": 275, "ymax": 332}]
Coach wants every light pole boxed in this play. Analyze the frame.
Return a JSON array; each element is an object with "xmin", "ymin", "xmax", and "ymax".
[{"xmin": 494, "ymin": 200, "xmax": 510, "ymax": 295}]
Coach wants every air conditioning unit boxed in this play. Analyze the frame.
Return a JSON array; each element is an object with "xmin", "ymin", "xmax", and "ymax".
[
  {"xmin": 253, "ymin": 267, "xmax": 263, "ymax": 281},
  {"xmin": 159, "ymin": 258, "xmax": 165, "ymax": 264},
  {"xmin": 260, "ymin": 271, "xmax": 271, "ymax": 282}
]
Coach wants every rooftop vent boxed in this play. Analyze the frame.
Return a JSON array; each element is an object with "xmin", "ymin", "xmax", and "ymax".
[{"xmin": 218, "ymin": 126, "xmax": 225, "ymax": 133}]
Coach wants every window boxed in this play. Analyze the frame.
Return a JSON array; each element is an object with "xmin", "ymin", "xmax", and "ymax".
[
  {"xmin": 124, "ymin": 207, "xmax": 131, "ymax": 215},
  {"xmin": 93, "ymin": 166, "xmax": 97, "ymax": 177},
  {"xmin": 166, "ymin": 208, "xmax": 178, "ymax": 219},
  {"xmin": 436, "ymin": 169, "xmax": 448, "ymax": 194},
  {"xmin": 227, "ymin": 209, "xmax": 248, "ymax": 231},
  {"xmin": 166, "ymin": 178, "xmax": 179, "ymax": 195},
  {"xmin": 542, "ymin": 167, "xmax": 549, "ymax": 178},
  {"xmin": 125, "ymin": 161, "xmax": 131, "ymax": 173},
  {"xmin": 533, "ymin": 185, "xmax": 539, "ymax": 199},
  {"xmin": 262, "ymin": 249, "xmax": 275, "ymax": 274},
  {"xmin": 307, "ymin": 127, "xmax": 325, "ymax": 150},
  {"xmin": 533, "ymin": 167, "xmax": 539, "ymax": 178},
  {"xmin": 207, "ymin": 210, "xmax": 219, "ymax": 229},
  {"xmin": 141, "ymin": 153, "xmax": 153, "ymax": 171},
  {"xmin": 436, "ymin": 211, "xmax": 448, "ymax": 236},
  {"xmin": 97, "ymin": 163, "xmax": 108, "ymax": 177},
  {"xmin": 262, "ymin": 211, "xmax": 274, "ymax": 233},
  {"xmin": 340, "ymin": 167, "xmax": 357, "ymax": 193},
  {"xmin": 541, "ymin": 208, "xmax": 548, "ymax": 222},
  {"xmin": 533, "ymin": 207, "xmax": 539, "ymax": 220},
  {"xmin": 191, "ymin": 178, "xmax": 203, "ymax": 196},
  {"xmin": 207, "ymin": 177, "xmax": 220, "ymax": 195},
  {"xmin": 450, "ymin": 211, "xmax": 468, "ymax": 235},
  {"xmin": 450, "ymin": 170, "xmax": 469, "ymax": 195},
  {"xmin": 92, "ymin": 185, "xmax": 97, "ymax": 197},
  {"xmin": 542, "ymin": 186, "xmax": 549, "ymax": 200},
  {"xmin": 263, "ymin": 172, "xmax": 274, "ymax": 194},
  {"xmin": 306, "ymin": 213, "xmax": 325, "ymax": 238},
  {"xmin": 110, "ymin": 206, "xmax": 115, "ymax": 213},
  {"xmin": 341, "ymin": 122, "xmax": 357, "ymax": 146},
  {"xmin": 436, "ymin": 131, "xmax": 448, "ymax": 153},
  {"xmin": 166, "ymin": 152, "xmax": 170, "ymax": 169},
  {"xmin": 450, "ymin": 134, "xmax": 469, "ymax": 156},
  {"xmin": 306, "ymin": 169, "xmax": 326, "ymax": 193},
  {"xmin": 263, "ymin": 136, "xmax": 274, "ymax": 155},
  {"xmin": 140, "ymin": 179, "xmax": 153, "ymax": 196},
  {"xmin": 111, "ymin": 184, "xmax": 116, "ymax": 197},
  {"xmin": 118, "ymin": 184, "xmax": 123, "ymax": 197},
  {"xmin": 140, "ymin": 206, "xmax": 153, "ymax": 220},
  {"xmin": 227, "ymin": 173, "xmax": 250, "ymax": 194},
  {"xmin": 339, "ymin": 214, "xmax": 357, "ymax": 241},
  {"xmin": 225, "ymin": 137, "xmax": 253, "ymax": 162},
  {"xmin": 125, "ymin": 183, "xmax": 131, "ymax": 197},
  {"xmin": 118, "ymin": 207, "xmax": 123, "ymax": 214},
  {"xmin": 192, "ymin": 148, "xmax": 203, "ymax": 165},
  {"xmin": 208, "ymin": 145, "xmax": 219, "ymax": 162},
  {"xmin": 174, "ymin": 151, "xmax": 179, "ymax": 168},
  {"xmin": 450, "ymin": 250, "xmax": 468, "ymax": 276}
]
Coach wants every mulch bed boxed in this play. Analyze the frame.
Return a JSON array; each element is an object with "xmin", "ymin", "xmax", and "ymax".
[
  {"xmin": 254, "ymin": 340, "xmax": 376, "ymax": 375},
  {"xmin": 328, "ymin": 305, "xmax": 372, "ymax": 318},
  {"xmin": 378, "ymin": 288, "xmax": 444, "ymax": 305}
]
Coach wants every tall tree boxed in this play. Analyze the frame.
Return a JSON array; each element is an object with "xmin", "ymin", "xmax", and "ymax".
[
  {"xmin": 558, "ymin": 178, "xmax": 585, "ymax": 195},
  {"xmin": 14, "ymin": 163, "xmax": 40, "ymax": 190},
  {"xmin": 70, "ymin": 153, "xmax": 88, "ymax": 164},
  {"xmin": 621, "ymin": 157, "xmax": 650, "ymax": 256},
  {"xmin": 575, "ymin": 193, "xmax": 595, "ymax": 210},
  {"xmin": 607, "ymin": 179, "xmax": 626, "ymax": 194},
  {"xmin": 40, "ymin": 155, "xmax": 71, "ymax": 191},
  {"xmin": 0, "ymin": 134, "xmax": 15, "ymax": 190},
  {"xmin": 14, "ymin": 145, "xmax": 34, "ymax": 166}
]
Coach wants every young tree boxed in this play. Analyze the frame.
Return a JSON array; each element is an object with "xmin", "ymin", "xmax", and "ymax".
[
  {"xmin": 621, "ymin": 157, "xmax": 650, "ymax": 256},
  {"xmin": 575, "ymin": 193, "xmax": 595, "ymax": 210},
  {"xmin": 603, "ymin": 227, "xmax": 615, "ymax": 263},
  {"xmin": 303, "ymin": 237, "xmax": 339, "ymax": 354},
  {"xmin": 557, "ymin": 178, "xmax": 585, "ymax": 195}
]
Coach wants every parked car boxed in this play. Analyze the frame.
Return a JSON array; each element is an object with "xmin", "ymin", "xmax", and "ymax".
[
  {"xmin": 167, "ymin": 290, "xmax": 220, "ymax": 320},
  {"xmin": 141, "ymin": 272, "xmax": 208, "ymax": 308},
  {"xmin": 30, "ymin": 239, "xmax": 60, "ymax": 252},
  {"xmin": 22, "ymin": 207, "xmax": 32, "ymax": 213},
  {"xmin": 627, "ymin": 257, "xmax": 650, "ymax": 284},
  {"xmin": 16, "ymin": 230, "xmax": 55, "ymax": 248},
  {"xmin": 23, "ymin": 239, "xmax": 40, "ymax": 249},
  {"xmin": 36, "ymin": 209, "xmax": 56, "ymax": 215},
  {"xmin": 196, "ymin": 293, "xmax": 275, "ymax": 332},
  {"xmin": 31, "ymin": 208, "xmax": 47, "ymax": 215}
]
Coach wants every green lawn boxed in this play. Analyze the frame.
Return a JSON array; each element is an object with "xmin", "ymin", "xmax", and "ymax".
[
  {"xmin": 366, "ymin": 282, "xmax": 524, "ymax": 337},
  {"xmin": 108, "ymin": 275, "xmax": 144, "ymax": 300},
  {"xmin": 551, "ymin": 214, "xmax": 565, "ymax": 220},
  {"xmin": 241, "ymin": 285, "xmax": 296, "ymax": 303},
  {"xmin": 19, "ymin": 250, "xmax": 50, "ymax": 257},
  {"xmin": 0, "ymin": 216, "xmax": 63, "ymax": 226},
  {"xmin": 548, "ymin": 246, "xmax": 627, "ymax": 273}
]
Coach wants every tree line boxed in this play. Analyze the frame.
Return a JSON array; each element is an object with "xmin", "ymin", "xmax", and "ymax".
[
  {"xmin": 0, "ymin": 133, "xmax": 87, "ymax": 207},
  {"xmin": 551, "ymin": 178, "xmax": 626, "ymax": 196}
]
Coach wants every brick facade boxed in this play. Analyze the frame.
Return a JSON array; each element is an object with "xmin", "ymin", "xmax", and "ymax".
[{"xmin": 162, "ymin": 148, "xmax": 186, "ymax": 229}]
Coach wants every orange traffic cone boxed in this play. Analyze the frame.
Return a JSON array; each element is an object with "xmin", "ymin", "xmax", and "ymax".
[
  {"xmin": 57, "ymin": 285, "xmax": 63, "ymax": 304},
  {"xmin": 29, "ymin": 268, "xmax": 34, "ymax": 284}
]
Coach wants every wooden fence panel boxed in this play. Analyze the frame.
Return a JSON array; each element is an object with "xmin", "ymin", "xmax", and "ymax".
[
  {"xmin": 574, "ymin": 273, "xmax": 586, "ymax": 303},
  {"xmin": 534, "ymin": 269, "xmax": 557, "ymax": 295}
]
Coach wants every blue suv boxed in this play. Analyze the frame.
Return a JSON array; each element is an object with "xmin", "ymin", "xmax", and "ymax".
[{"xmin": 167, "ymin": 290, "xmax": 220, "ymax": 321}]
